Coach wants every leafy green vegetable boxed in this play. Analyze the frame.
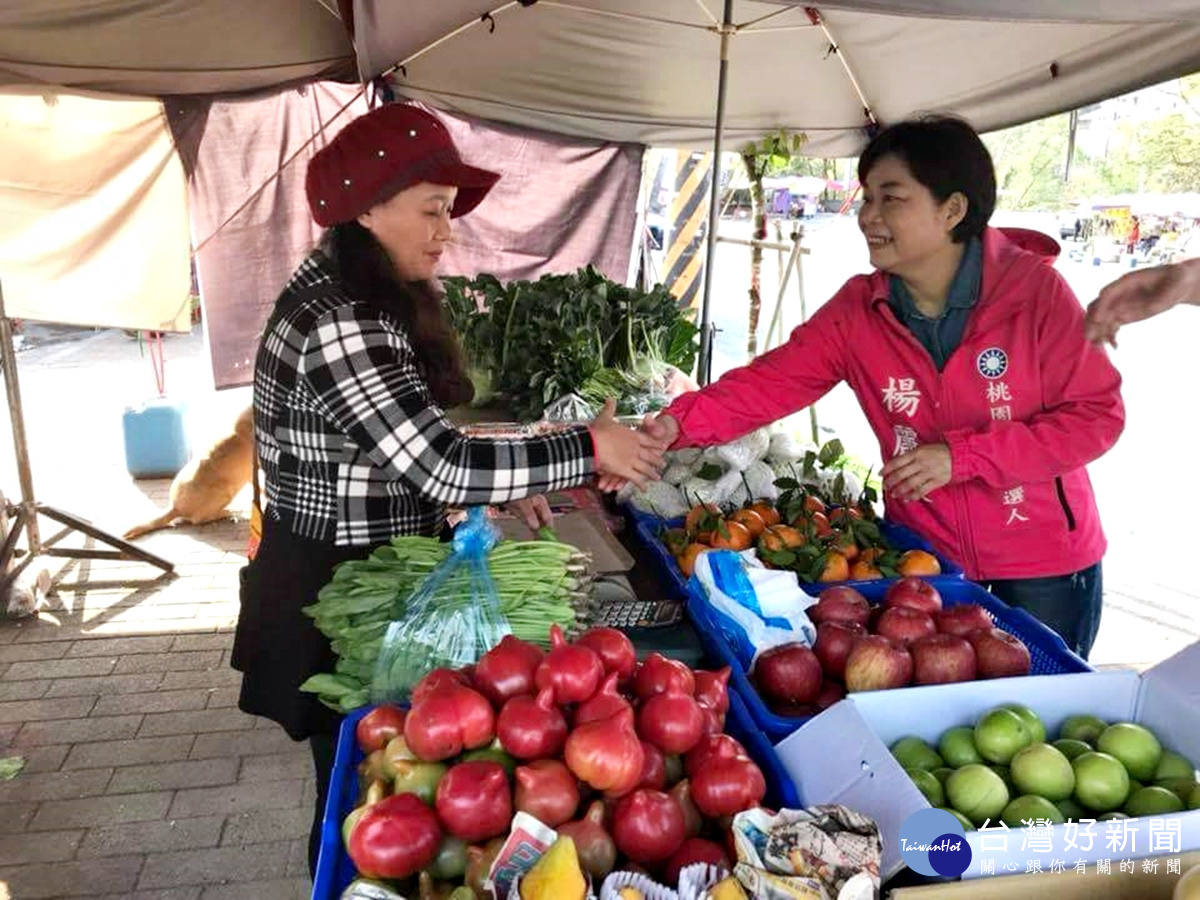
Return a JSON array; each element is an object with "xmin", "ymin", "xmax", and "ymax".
[{"xmin": 443, "ymin": 266, "xmax": 699, "ymax": 420}]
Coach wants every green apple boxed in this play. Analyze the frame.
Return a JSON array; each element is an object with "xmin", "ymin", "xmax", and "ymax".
[
  {"xmin": 947, "ymin": 764, "xmax": 1010, "ymax": 827},
  {"xmin": 1058, "ymin": 714, "xmax": 1108, "ymax": 745},
  {"xmin": 907, "ymin": 767, "xmax": 946, "ymax": 807},
  {"xmin": 1010, "ymin": 743, "xmax": 1076, "ymax": 801},
  {"xmin": 892, "ymin": 736, "xmax": 944, "ymax": 772},
  {"xmin": 939, "ymin": 726, "xmax": 983, "ymax": 768},
  {"xmin": 1003, "ymin": 704, "xmax": 1047, "ymax": 744},
  {"xmin": 1073, "ymin": 751, "xmax": 1131, "ymax": 813},
  {"xmin": 1001, "ymin": 794, "xmax": 1065, "ymax": 827}
]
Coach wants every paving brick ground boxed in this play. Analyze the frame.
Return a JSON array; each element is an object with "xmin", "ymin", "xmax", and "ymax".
[
  {"xmin": 0, "ymin": 328, "xmax": 310, "ymax": 897},
  {"xmin": 0, "ymin": 511, "xmax": 312, "ymax": 898}
]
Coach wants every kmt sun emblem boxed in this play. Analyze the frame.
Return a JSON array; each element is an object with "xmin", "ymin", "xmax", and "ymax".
[{"xmin": 976, "ymin": 347, "xmax": 1008, "ymax": 380}]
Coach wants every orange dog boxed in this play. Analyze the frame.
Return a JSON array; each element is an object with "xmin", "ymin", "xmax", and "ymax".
[{"xmin": 124, "ymin": 406, "xmax": 255, "ymax": 540}]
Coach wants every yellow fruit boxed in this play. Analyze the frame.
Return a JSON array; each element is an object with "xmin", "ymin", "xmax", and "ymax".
[
  {"xmin": 520, "ymin": 837, "xmax": 587, "ymax": 900},
  {"xmin": 1176, "ymin": 863, "xmax": 1200, "ymax": 900},
  {"xmin": 617, "ymin": 889, "xmax": 645, "ymax": 900},
  {"xmin": 709, "ymin": 876, "xmax": 749, "ymax": 900}
]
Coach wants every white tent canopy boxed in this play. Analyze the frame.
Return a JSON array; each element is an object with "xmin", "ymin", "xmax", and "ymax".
[
  {"xmin": 2, "ymin": 0, "xmax": 1200, "ymax": 376},
  {"xmin": 2, "ymin": 2, "xmax": 1198, "ymax": 156},
  {"xmin": 352, "ymin": 0, "xmax": 1200, "ymax": 157},
  {"xmin": 0, "ymin": 0, "xmax": 354, "ymax": 96},
  {"xmin": 347, "ymin": 0, "xmax": 1200, "ymax": 376}
]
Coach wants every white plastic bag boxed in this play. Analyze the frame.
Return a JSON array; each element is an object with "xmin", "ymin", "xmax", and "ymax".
[
  {"xmin": 670, "ymin": 447, "xmax": 704, "ymax": 467},
  {"xmin": 661, "ymin": 463, "xmax": 693, "ymax": 486},
  {"xmin": 715, "ymin": 470, "xmax": 751, "ymax": 508},
  {"xmin": 715, "ymin": 428, "xmax": 770, "ymax": 472},
  {"xmin": 678, "ymin": 475, "xmax": 729, "ymax": 508},
  {"xmin": 742, "ymin": 460, "xmax": 780, "ymax": 503},
  {"xmin": 690, "ymin": 550, "xmax": 817, "ymax": 669},
  {"xmin": 767, "ymin": 430, "xmax": 806, "ymax": 464},
  {"xmin": 626, "ymin": 481, "xmax": 689, "ymax": 519}
]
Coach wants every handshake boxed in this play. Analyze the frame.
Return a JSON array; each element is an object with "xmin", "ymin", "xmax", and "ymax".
[{"xmin": 588, "ymin": 398, "xmax": 680, "ymax": 494}]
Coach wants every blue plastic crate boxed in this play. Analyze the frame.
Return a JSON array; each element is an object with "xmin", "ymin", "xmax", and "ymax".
[
  {"xmin": 619, "ymin": 501, "xmax": 661, "ymax": 532},
  {"xmin": 313, "ymin": 694, "xmax": 807, "ymax": 898},
  {"xmin": 633, "ymin": 515, "xmax": 964, "ymax": 602},
  {"xmin": 687, "ymin": 577, "xmax": 1092, "ymax": 744},
  {"xmin": 723, "ymin": 687, "xmax": 802, "ymax": 812},
  {"xmin": 313, "ymin": 707, "xmax": 367, "ymax": 900}
]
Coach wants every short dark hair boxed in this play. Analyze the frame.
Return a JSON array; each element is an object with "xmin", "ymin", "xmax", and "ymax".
[{"xmin": 858, "ymin": 115, "xmax": 996, "ymax": 243}]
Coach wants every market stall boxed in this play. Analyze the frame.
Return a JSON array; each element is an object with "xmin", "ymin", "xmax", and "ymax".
[
  {"xmin": 303, "ymin": 414, "xmax": 1200, "ymax": 898},
  {"xmin": 2, "ymin": 7, "xmax": 1200, "ymax": 899}
]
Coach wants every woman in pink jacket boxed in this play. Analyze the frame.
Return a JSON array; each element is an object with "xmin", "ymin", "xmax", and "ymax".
[{"xmin": 646, "ymin": 116, "xmax": 1124, "ymax": 659}]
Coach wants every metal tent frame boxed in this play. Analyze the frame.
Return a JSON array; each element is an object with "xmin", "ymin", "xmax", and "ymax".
[{"xmin": 0, "ymin": 281, "xmax": 174, "ymax": 594}]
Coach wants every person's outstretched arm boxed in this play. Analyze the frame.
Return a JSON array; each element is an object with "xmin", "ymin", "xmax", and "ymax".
[{"xmin": 1085, "ymin": 258, "xmax": 1200, "ymax": 346}]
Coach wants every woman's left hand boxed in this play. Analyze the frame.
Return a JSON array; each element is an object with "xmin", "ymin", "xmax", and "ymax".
[
  {"xmin": 506, "ymin": 495, "xmax": 554, "ymax": 532},
  {"xmin": 882, "ymin": 444, "xmax": 952, "ymax": 502}
]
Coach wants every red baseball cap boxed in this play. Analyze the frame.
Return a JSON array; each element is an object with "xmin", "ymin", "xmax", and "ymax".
[{"xmin": 305, "ymin": 103, "xmax": 500, "ymax": 227}]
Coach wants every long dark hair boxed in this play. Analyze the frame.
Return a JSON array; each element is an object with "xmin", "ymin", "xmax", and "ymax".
[{"xmin": 319, "ymin": 222, "xmax": 474, "ymax": 409}]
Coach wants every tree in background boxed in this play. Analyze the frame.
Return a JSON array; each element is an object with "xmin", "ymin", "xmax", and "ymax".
[
  {"xmin": 780, "ymin": 154, "xmax": 840, "ymax": 186},
  {"xmin": 985, "ymin": 114, "xmax": 1071, "ymax": 210},
  {"xmin": 1137, "ymin": 112, "xmax": 1200, "ymax": 193},
  {"xmin": 739, "ymin": 129, "xmax": 805, "ymax": 359},
  {"xmin": 984, "ymin": 73, "xmax": 1200, "ymax": 208}
]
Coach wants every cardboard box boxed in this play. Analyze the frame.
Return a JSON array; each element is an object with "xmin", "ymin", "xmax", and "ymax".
[
  {"xmin": 888, "ymin": 851, "xmax": 1200, "ymax": 898},
  {"xmin": 775, "ymin": 641, "xmax": 1200, "ymax": 881},
  {"xmin": 494, "ymin": 509, "xmax": 633, "ymax": 574}
]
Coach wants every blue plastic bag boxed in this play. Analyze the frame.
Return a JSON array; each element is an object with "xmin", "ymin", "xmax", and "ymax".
[{"xmin": 371, "ymin": 507, "xmax": 511, "ymax": 703}]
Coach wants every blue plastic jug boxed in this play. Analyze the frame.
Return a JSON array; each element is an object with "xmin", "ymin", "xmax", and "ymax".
[{"xmin": 122, "ymin": 398, "xmax": 190, "ymax": 479}]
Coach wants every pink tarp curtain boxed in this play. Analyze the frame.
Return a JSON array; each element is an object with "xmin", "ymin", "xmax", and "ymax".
[
  {"xmin": 169, "ymin": 84, "xmax": 644, "ymax": 389},
  {"xmin": 167, "ymin": 82, "xmax": 371, "ymax": 388},
  {"xmin": 428, "ymin": 105, "xmax": 644, "ymax": 284}
]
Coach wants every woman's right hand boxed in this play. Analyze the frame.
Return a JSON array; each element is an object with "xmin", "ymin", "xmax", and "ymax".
[
  {"xmin": 595, "ymin": 410, "xmax": 678, "ymax": 493},
  {"xmin": 590, "ymin": 399, "xmax": 666, "ymax": 490}
]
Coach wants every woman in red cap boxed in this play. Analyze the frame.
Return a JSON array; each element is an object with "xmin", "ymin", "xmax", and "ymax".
[{"xmin": 231, "ymin": 103, "xmax": 664, "ymax": 875}]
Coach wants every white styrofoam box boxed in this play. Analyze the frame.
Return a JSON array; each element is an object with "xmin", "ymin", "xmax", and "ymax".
[{"xmin": 774, "ymin": 640, "xmax": 1200, "ymax": 881}]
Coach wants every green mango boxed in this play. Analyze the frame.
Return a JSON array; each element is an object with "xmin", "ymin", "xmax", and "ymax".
[
  {"xmin": 392, "ymin": 760, "xmax": 448, "ymax": 805},
  {"xmin": 460, "ymin": 743, "xmax": 517, "ymax": 778}
]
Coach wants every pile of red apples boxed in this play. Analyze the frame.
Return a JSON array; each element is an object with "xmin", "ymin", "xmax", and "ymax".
[{"xmin": 752, "ymin": 579, "xmax": 1033, "ymax": 717}]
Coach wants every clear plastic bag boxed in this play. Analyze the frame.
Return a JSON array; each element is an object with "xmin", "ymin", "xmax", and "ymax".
[
  {"xmin": 370, "ymin": 507, "xmax": 511, "ymax": 703},
  {"xmin": 542, "ymin": 393, "xmax": 598, "ymax": 423}
]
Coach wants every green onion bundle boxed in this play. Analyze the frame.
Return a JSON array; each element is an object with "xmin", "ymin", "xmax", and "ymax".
[{"xmin": 298, "ymin": 535, "xmax": 596, "ymax": 712}]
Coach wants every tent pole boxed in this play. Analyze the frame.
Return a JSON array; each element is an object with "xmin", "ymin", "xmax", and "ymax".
[
  {"xmin": 0, "ymin": 287, "xmax": 38, "ymax": 554},
  {"xmin": 0, "ymin": 279, "xmax": 174, "ymax": 592},
  {"xmin": 696, "ymin": 0, "xmax": 735, "ymax": 386}
]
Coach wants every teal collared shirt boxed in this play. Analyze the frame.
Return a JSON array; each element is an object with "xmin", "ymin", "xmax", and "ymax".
[{"xmin": 888, "ymin": 237, "xmax": 983, "ymax": 371}]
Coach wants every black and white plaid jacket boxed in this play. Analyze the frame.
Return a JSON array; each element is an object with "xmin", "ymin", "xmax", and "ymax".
[{"xmin": 253, "ymin": 251, "xmax": 596, "ymax": 546}]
